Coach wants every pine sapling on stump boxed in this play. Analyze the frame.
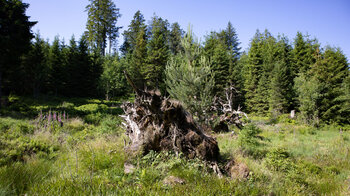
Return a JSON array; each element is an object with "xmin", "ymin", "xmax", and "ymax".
[{"xmin": 120, "ymin": 71, "xmax": 220, "ymax": 162}]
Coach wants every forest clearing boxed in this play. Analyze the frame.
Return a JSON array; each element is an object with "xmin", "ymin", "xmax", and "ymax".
[{"xmin": 1, "ymin": 0, "xmax": 349, "ymax": 195}]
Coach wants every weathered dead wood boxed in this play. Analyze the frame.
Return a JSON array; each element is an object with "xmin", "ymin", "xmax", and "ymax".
[{"xmin": 211, "ymin": 85, "xmax": 248, "ymax": 132}]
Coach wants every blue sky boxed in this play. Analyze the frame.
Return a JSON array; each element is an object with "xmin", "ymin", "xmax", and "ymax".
[{"xmin": 25, "ymin": 0, "xmax": 350, "ymax": 59}]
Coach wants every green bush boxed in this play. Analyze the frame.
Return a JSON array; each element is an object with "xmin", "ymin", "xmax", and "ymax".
[
  {"xmin": 265, "ymin": 148, "xmax": 294, "ymax": 172},
  {"xmin": 99, "ymin": 115, "xmax": 122, "ymax": 134},
  {"xmin": 75, "ymin": 104, "xmax": 108, "ymax": 114},
  {"xmin": 238, "ymin": 124, "xmax": 265, "ymax": 158},
  {"xmin": 64, "ymin": 118, "xmax": 85, "ymax": 133},
  {"xmin": 0, "ymin": 136, "xmax": 59, "ymax": 165},
  {"xmin": 84, "ymin": 112, "xmax": 104, "ymax": 125},
  {"xmin": 59, "ymin": 101, "xmax": 75, "ymax": 110}
]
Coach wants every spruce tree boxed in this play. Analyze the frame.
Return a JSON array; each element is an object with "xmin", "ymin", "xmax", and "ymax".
[
  {"xmin": 22, "ymin": 33, "xmax": 47, "ymax": 96},
  {"xmin": 143, "ymin": 15, "xmax": 169, "ymax": 89},
  {"xmin": 85, "ymin": 0, "xmax": 121, "ymax": 55},
  {"xmin": 78, "ymin": 35, "xmax": 98, "ymax": 97},
  {"xmin": 337, "ymin": 74, "xmax": 350, "ymax": 124},
  {"xmin": 0, "ymin": 0, "xmax": 36, "ymax": 98},
  {"xmin": 308, "ymin": 47, "xmax": 349, "ymax": 123},
  {"xmin": 269, "ymin": 61, "xmax": 290, "ymax": 115},
  {"xmin": 131, "ymin": 29, "xmax": 148, "ymax": 89},
  {"xmin": 48, "ymin": 36, "xmax": 64, "ymax": 95},
  {"xmin": 66, "ymin": 35, "xmax": 80, "ymax": 96},
  {"xmin": 169, "ymin": 22, "xmax": 184, "ymax": 55},
  {"xmin": 120, "ymin": 10, "xmax": 146, "ymax": 55},
  {"xmin": 204, "ymin": 33, "xmax": 230, "ymax": 97},
  {"xmin": 243, "ymin": 30, "xmax": 263, "ymax": 113},
  {"xmin": 291, "ymin": 32, "xmax": 318, "ymax": 75},
  {"xmin": 268, "ymin": 35, "xmax": 293, "ymax": 115}
]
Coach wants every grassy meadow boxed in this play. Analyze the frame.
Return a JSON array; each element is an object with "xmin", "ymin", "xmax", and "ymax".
[{"xmin": 0, "ymin": 96, "xmax": 349, "ymax": 195}]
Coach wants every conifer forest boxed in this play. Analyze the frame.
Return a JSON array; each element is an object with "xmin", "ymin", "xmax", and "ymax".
[{"xmin": 0, "ymin": 0, "xmax": 349, "ymax": 195}]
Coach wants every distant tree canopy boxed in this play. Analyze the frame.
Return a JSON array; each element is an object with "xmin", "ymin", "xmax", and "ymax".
[
  {"xmin": 85, "ymin": 0, "xmax": 121, "ymax": 55},
  {"xmin": 1, "ymin": 1, "xmax": 349, "ymax": 125}
]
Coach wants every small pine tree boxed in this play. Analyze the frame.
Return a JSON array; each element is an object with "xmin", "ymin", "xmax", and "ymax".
[{"xmin": 165, "ymin": 27, "xmax": 215, "ymax": 123}]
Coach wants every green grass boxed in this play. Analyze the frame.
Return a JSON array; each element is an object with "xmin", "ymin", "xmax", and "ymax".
[{"xmin": 0, "ymin": 96, "xmax": 349, "ymax": 195}]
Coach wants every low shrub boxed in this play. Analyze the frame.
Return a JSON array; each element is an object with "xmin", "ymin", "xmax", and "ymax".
[
  {"xmin": 99, "ymin": 115, "xmax": 122, "ymax": 134},
  {"xmin": 238, "ymin": 124, "xmax": 266, "ymax": 158},
  {"xmin": 75, "ymin": 104, "xmax": 108, "ymax": 115},
  {"xmin": 265, "ymin": 148, "xmax": 294, "ymax": 172},
  {"xmin": 84, "ymin": 112, "xmax": 104, "ymax": 125}
]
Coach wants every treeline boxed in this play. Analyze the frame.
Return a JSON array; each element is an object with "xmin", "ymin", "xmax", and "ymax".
[
  {"xmin": 1, "ymin": 0, "xmax": 349, "ymax": 125},
  {"xmin": 18, "ymin": 35, "xmax": 101, "ymax": 97}
]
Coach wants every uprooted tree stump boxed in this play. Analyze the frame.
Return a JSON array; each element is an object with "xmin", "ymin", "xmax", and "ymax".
[{"xmin": 120, "ymin": 71, "xmax": 220, "ymax": 162}]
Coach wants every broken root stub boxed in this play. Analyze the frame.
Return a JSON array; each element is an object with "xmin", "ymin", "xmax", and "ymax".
[{"xmin": 121, "ymin": 88, "xmax": 220, "ymax": 162}]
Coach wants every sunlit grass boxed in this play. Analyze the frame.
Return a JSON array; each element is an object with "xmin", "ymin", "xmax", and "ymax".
[{"xmin": 0, "ymin": 97, "xmax": 349, "ymax": 195}]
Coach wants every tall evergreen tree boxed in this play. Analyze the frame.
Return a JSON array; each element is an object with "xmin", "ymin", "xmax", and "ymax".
[
  {"xmin": 269, "ymin": 61, "xmax": 290, "ymax": 115},
  {"xmin": 220, "ymin": 21, "xmax": 241, "ymax": 59},
  {"xmin": 291, "ymin": 32, "xmax": 318, "ymax": 75},
  {"xmin": 268, "ymin": 35, "xmax": 293, "ymax": 115},
  {"xmin": 131, "ymin": 28, "xmax": 148, "ymax": 89},
  {"xmin": 243, "ymin": 30, "xmax": 263, "ymax": 113},
  {"xmin": 48, "ymin": 36, "xmax": 64, "ymax": 95},
  {"xmin": 85, "ymin": 0, "xmax": 121, "ymax": 55},
  {"xmin": 0, "ymin": 0, "xmax": 36, "ymax": 99},
  {"xmin": 337, "ymin": 74, "xmax": 350, "ymax": 124},
  {"xmin": 308, "ymin": 47, "xmax": 349, "ymax": 123},
  {"xmin": 204, "ymin": 32, "xmax": 230, "ymax": 97},
  {"xmin": 22, "ymin": 33, "xmax": 48, "ymax": 97},
  {"xmin": 65, "ymin": 35, "xmax": 80, "ymax": 96},
  {"xmin": 143, "ymin": 15, "xmax": 169, "ymax": 89},
  {"xmin": 169, "ymin": 22, "xmax": 184, "ymax": 55},
  {"xmin": 120, "ymin": 10, "xmax": 146, "ymax": 55}
]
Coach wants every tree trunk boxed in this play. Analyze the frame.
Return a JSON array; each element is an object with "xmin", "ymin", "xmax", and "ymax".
[{"xmin": 0, "ymin": 71, "xmax": 2, "ymax": 108}]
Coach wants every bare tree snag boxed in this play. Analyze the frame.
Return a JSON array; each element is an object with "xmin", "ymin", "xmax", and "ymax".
[
  {"xmin": 121, "ymin": 71, "xmax": 220, "ymax": 161},
  {"xmin": 211, "ymin": 85, "xmax": 248, "ymax": 133}
]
